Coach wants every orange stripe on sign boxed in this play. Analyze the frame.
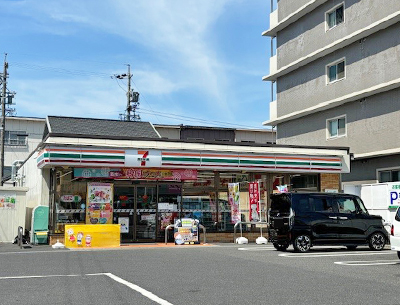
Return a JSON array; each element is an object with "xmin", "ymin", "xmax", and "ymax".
[
  {"xmin": 47, "ymin": 148, "xmax": 125, "ymax": 154},
  {"xmin": 162, "ymin": 152, "xmax": 201, "ymax": 157}
]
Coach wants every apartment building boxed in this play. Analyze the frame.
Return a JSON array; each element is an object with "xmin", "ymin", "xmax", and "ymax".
[
  {"xmin": 262, "ymin": 0, "xmax": 400, "ymax": 185},
  {"xmin": 154, "ymin": 124, "xmax": 276, "ymax": 144},
  {"xmin": 3, "ymin": 116, "xmax": 45, "ymax": 182}
]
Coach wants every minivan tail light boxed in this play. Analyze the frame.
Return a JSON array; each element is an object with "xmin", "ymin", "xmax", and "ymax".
[{"xmin": 391, "ymin": 224, "xmax": 394, "ymax": 236}]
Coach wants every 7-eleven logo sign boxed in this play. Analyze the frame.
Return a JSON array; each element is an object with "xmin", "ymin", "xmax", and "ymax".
[
  {"xmin": 125, "ymin": 150, "xmax": 162, "ymax": 167},
  {"xmin": 137, "ymin": 150, "xmax": 150, "ymax": 166}
]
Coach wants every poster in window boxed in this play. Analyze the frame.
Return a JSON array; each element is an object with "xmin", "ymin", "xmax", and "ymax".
[
  {"xmin": 0, "ymin": 193, "xmax": 16, "ymax": 209},
  {"xmin": 118, "ymin": 217, "xmax": 129, "ymax": 233},
  {"xmin": 86, "ymin": 182, "xmax": 113, "ymax": 224}
]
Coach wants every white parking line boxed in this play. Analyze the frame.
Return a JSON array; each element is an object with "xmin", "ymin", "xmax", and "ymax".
[
  {"xmin": 238, "ymin": 246, "xmax": 276, "ymax": 251},
  {"xmin": 279, "ymin": 251, "xmax": 393, "ymax": 258},
  {"xmin": 334, "ymin": 260, "xmax": 400, "ymax": 266},
  {"xmin": 105, "ymin": 273, "xmax": 174, "ymax": 305},
  {"xmin": 0, "ymin": 272, "xmax": 174, "ymax": 305}
]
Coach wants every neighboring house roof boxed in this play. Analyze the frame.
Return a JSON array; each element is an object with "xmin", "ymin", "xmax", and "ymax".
[{"xmin": 44, "ymin": 116, "xmax": 160, "ymax": 140}]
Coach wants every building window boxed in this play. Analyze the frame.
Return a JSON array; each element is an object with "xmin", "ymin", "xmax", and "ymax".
[
  {"xmin": 326, "ymin": 4, "xmax": 344, "ymax": 30},
  {"xmin": 327, "ymin": 59, "xmax": 345, "ymax": 83},
  {"xmin": 378, "ymin": 169, "xmax": 400, "ymax": 183},
  {"xmin": 327, "ymin": 116, "xmax": 346, "ymax": 139},
  {"xmin": 5, "ymin": 131, "xmax": 28, "ymax": 146}
]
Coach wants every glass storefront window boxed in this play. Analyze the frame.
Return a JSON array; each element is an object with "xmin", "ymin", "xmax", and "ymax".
[
  {"xmin": 181, "ymin": 193, "xmax": 217, "ymax": 232},
  {"xmin": 54, "ymin": 169, "xmax": 87, "ymax": 233},
  {"xmin": 157, "ymin": 184, "xmax": 181, "ymax": 239}
]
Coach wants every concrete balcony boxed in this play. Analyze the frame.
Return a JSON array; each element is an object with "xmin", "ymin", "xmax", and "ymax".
[
  {"xmin": 269, "ymin": 55, "xmax": 277, "ymax": 76},
  {"xmin": 269, "ymin": 100, "xmax": 277, "ymax": 122},
  {"xmin": 269, "ymin": 9, "xmax": 278, "ymax": 30}
]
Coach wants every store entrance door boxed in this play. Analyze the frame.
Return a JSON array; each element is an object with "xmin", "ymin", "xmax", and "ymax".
[
  {"xmin": 114, "ymin": 185, "xmax": 157, "ymax": 242},
  {"xmin": 135, "ymin": 186, "xmax": 157, "ymax": 241}
]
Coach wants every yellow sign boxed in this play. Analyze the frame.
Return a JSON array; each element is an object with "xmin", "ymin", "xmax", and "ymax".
[{"xmin": 64, "ymin": 224, "xmax": 120, "ymax": 248}]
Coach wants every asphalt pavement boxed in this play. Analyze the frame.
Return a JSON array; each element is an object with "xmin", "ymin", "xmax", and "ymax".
[{"xmin": 0, "ymin": 242, "xmax": 399, "ymax": 305}]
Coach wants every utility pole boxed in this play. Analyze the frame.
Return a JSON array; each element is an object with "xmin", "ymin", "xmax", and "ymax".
[
  {"xmin": 126, "ymin": 64, "xmax": 131, "ymax": 121},
  {"xmin": 115, "ymin": 64, "xmax": 141, "ymax": 122},
  {"xmin": 0, "ymin": 54, "xmax": 8, "ymax": 186}
]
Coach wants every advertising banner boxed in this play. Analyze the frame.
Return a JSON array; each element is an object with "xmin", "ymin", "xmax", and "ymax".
[
  {"xmin": 86, "ymin": 182, "xmax": 114, "ymax": 224},
  {"xmin": 74, "ymin": 168, "xmax": 197, "ymax": 181},
  {"xmin": 228, "ymin": 183, "xmax": 240, "ymax": 224},
  {"xmin": 64, "ymin": 224, "xmax": 120, "ymax": 248},
  {"xmin": 0, "ymin": 193, "xmax": 16, "ymax": 209},
  {"xmin": 174, "ymin": 218, "xmax": 200, "ymax": 245},
  {"xmin": 249, "ymin": 182, "xmax": 260, "ymax": 222},
  {"xmin": 389, "ymin": 183, "xmax": 400, "ymax": 208}
]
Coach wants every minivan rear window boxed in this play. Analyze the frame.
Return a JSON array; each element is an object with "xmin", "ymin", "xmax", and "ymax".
[{"xmin": 291, "ymin": 195, "xmax": 333, "ymax": 214}]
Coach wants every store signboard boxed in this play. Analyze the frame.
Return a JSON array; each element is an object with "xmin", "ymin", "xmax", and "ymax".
[
  {"xmin": 86, "ymin": 183, "xmax": 113, "ymax": 225},
  {"xmin": 74, "ymin": 168, "xmax": 197, "ymax": 181},
  {"xmin": 125, "ymin": 150, "xmax": 162, "ymax": 167},
  {"xmin": 0, "ymin": 193, "xmax": 16, "ymax": 209},
  {"xmin": 228, "ymin": 183, "xmax": 240, "ymax": 224},
  {"xmin": 249, "ymin": 182, "xmax": 260, "ymax": 222},
  {"xmin": 174, "ymin": 218, "xmax": 200, "ymax": 245},
  {"xmin": 389, "ymin": 183, "xmax": 400, "ymax": 208}
]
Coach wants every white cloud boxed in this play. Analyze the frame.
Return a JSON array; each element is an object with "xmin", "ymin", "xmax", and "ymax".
[{"xmin": 13, "ymin": 0, "xmax": 237, "ymax": 116}]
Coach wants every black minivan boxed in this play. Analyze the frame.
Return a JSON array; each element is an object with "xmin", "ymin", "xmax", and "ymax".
[{"xmin": 268, "ymin": 192, "xmax": 388, "ymax": 252}]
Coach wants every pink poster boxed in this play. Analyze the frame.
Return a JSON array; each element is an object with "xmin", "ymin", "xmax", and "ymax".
[
  {"xmin": 249, "ymin": 182, "xmax": 260, "ymax": 222},
  {"xmin": 228, "ymin": 183, "xmax": 240, "ymax": 224}
]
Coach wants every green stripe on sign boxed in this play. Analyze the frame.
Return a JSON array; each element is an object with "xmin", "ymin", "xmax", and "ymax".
[
  {"xmin": 240, "ymin": 160, "xmax": 276, "ymax": 165},
  {"xmin": 202, "ymin": 158, "xmax": 239, "ymax": 164},
  {"xmin": 311, "ymin": 162, "xmax": 341, "ymax": 167},
  {"xmin": 49, "ymin": 153, "xmax": 81, "ymax": 159},
  {"xmin": 81, "ymin": 154, "xmax": 124, "ymax": 160},
  {"xmin": 162, "ymin": 157, "xmax": 201, "ymax": 163},
  {"xmin": 277, "ymin": 161, "xmax": 311, "ymax": 166}
]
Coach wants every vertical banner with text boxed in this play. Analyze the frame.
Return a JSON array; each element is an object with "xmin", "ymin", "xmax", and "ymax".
[
  {"xmin": 228, "ymin": 183, "xmax": 240, "ymax": 224},
  {"xmin": 249, "ymin": 182, "xmax": 260, "ymax": 222}
]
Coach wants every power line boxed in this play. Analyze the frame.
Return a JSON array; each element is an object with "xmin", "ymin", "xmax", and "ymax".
[{"xmin": 11, "ymin": 62, "xmax": 112, "ymax": 78}]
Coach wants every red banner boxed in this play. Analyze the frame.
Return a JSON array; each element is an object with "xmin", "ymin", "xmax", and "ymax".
[
  {"xmin": 249, "ymin": 182, "xmax": 260, "ymax": 222},
  {"xmin": 109, "ymin": 168, "xmax": 197, "ymax": 181}
]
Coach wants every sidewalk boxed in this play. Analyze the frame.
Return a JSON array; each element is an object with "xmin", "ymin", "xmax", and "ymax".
[{"xmin": 0, "ymin": 242, "xmax": 214, "ymax": 252}]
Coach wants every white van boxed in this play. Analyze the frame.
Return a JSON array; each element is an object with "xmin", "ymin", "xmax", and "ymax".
[{"xmin": 390, "ymin": 207, "xmax": 400, "ymax": 259}]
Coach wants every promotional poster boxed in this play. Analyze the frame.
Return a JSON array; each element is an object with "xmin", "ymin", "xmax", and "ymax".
[{"xmin": 86, "ymin": 182, "xmax": 114, "ymax": 224}]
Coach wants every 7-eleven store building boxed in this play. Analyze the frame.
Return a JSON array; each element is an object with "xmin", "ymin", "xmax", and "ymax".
[{"xmin": 19, "ymin": 125, "xmax": 350, "ymax": 244}]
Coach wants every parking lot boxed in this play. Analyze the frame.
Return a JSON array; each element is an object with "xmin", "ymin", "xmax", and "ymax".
[{"xmin": 0, "ymin": 243, "xmax": 399, "ymax": 305}]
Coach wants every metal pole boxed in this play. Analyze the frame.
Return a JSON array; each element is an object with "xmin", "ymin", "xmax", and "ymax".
[
  {"xmin": 126, "ymin": 64, "xmax": 131, "ymax": 121},
  {"xmin": 0, "ymin": 54, "xmax": 8, "ymax": 186}
]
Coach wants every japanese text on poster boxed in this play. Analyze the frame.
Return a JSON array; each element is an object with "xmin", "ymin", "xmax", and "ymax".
[
  {"xmin": 249, "ymin": 182, "xmax": 260, "ymax": 222},
  {"xmin": 86, "ymin": 183, "xmax": 114, "ymax": 224}
]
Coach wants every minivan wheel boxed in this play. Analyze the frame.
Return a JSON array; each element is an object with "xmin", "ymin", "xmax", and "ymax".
[
  {"xmin": 273, "ymin": 242, "xmax": 289, "ymax": 251},
  {"xmin": 293, "ymin": 235, "xmax": 312, "ymax": 253},
  {"xmin": 368, "ymin": 232, "xmax": 386, "ymax": 251},
  {"xmin": 397, "ymin": 251, "xmax": 400, "ymax": 260}
]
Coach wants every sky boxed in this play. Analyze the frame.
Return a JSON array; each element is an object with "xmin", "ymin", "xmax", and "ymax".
[{"xmin": 1, "ymin": 0, "xmax": 272, "ymax": 129}]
